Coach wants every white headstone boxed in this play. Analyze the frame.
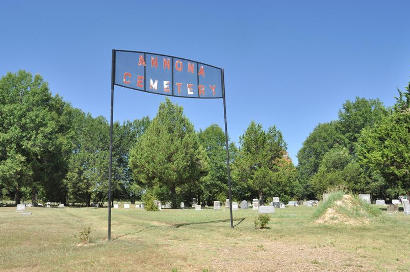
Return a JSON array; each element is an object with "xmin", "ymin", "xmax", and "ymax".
[
  {"xmin": 359, "ymin": 194, "xmax": 371, "ymax": 204},
  {"xmin": 113, "ymin": 204, "xmax": 119, "ymax": 209},
  {"xmin": 303, "ymin": 201, "xmax": 313, "ymax": 207},
  {"xmin": 16, "ymin": 204, "xmax": 25, "ymax": 211},
  {"xmin": 232, "ymin": 202, "xmax": 238, "ymax": 210},
  {"xmin": 195, "ymin": 204, "xmax": 201, "ymax": 211},
  {"xmin": 252, "ymin": 199, "xmax": 259, "ymax": 210},
  {"xmin": 392, "ymin": 199, "xmax": 401, "ymax": 205},
  {"xmin": 240, "ymin": 200, "xmax": 248, "ymax": 209},
  {"xmin": 258, "ymin": 205, "xmax": 275, "ymax": 214},
  {"xmin": 402, "ymin": 199, "xmax": 409, "ymax": 205},
  {"xmin": 58, "ymin": 204, "xmax": 64, "ymax": 208},
  {"xmin": 287, "ymin": 201, "xmax": 298, "ymax": 207},
  {"xmin": 272, "ymin": 197, "xmax": 280, "ymax": 203},
  {"xmin": 403, "ymin": 202, "xmax": 410, "ymax": 215},
  {"xmin": 213, "ymin": 201, "xmax": 221, "ymax": 210},
  {"xmin": 180, "ymin": 202, "xmax": 184, "ymax": 209},
  {"xmin": 225, "ymin": 199, "xmax": 230, "ymax": 208},
  {"xmin": 280, "ymin": 203, "xmax": 286, "ymax": 208},
  {"xmin": 124, "ymin": 204, "xmax": 130, "ymax": 209},
  {"xmin": 375, "ymin": 200, "xmax": 386, "ymax": 205}
]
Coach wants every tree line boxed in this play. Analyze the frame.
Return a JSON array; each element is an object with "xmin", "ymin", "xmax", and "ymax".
[{"xmin": 0, "ymin": 71, "xmax": 408, "ymax": 206}]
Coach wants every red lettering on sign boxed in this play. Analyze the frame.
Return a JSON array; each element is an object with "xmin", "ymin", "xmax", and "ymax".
[
  {"xmin": 123, "ymin": 72, "xmax": 131, "ymax": 84},
  {"xmin": 198, "ymin": 85, "xmax": 205, "ymax": 96},
  {"xmin": 163, "ymin": 58, "xmax": 170, "ymax": 70},
  {"xmin": 137, "ymin": 75, "xmax": 144, "ymax": 88},
  {"xmin": 209, "ymin": 85, "xmax": 216, "ymax": 96},
  {"xmin": 187, "ymin": 62, "xmax": 194, "ymax": 73},
  {"xmin": 151, "ymin": 57, "xmax": 158, "ymax": 68},
  {"xmin": 163, "ymin": 81, "xmax": 171, "ymax": 92},
  {"xmin": 198, "ymin": 65, "xmax": 205, "ymax": 77},
  {"xmin": 175, "ymin": 60, "xmax": 183, "ymax": 72},
  {"xmin": 187, "ymin": 83, "xmax": 194, "ymax": 95},
  {"xmin": 138, "ymin": 55, "xmax": 146, "ymax": 66},
  {"xmin": 175, "ymin": 82, "xmax": 182, "ymax": 94}
]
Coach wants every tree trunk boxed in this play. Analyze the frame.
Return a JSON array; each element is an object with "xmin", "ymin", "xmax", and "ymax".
[
  {"xmin": 15, "ymin": 189, "xmax": 21, "ymax": 205},
  {"xmin": 259, "ymin": 192, "xmax": 263, "ymax": 205},
  {"xmin": 31, "ymin": 190, "xmax": 38, "ymax": 207},
  {"xmin": 171, "ymin": 186, "xmax": 178, "ymax": 208}
]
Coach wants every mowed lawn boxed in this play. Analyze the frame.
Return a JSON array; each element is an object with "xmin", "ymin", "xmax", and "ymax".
[{"xmin": 1, "ymin": 206, "xmax": 409, "ymax": 272}]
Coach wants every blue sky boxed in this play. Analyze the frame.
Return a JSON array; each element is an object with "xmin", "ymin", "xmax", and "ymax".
[{"xmin": 1, "ymin": 0, "xmax": 409, "ymax": 164}]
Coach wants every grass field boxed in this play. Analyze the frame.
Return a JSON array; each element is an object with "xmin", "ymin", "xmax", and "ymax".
[{"xmin": 1, "ymin": 206, "xmax": 409, "ymax": 272}]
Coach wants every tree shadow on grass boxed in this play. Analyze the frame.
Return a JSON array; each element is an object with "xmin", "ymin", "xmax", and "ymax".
[{"xmin": 173, "ymin": 217, "xmax": 246, "ymax": 228}]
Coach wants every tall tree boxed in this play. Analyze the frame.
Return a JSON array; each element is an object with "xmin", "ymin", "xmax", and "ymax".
[
  {"xmin": 129, "ymin": 99, "xmax": 208, "ymax": 208},
  {"xmin": 356, "ymin": 90, "xmax": 410, "ymax": 199},
  {"xmin": 296, "ymin": 121, "xmax": 346, "ymax": 198},
  {"xmin": 337, "ymin": 97, "xmax": 387, "ymax": 152},
  {"xmin": 0, "ymin": 71, "xmax": 69, "ymax": 204},
  {"xmin": 232, "ymin": 122, "xmax": 289, "ymax": 202},
  {"xmin": 197, "ymin": 124, "xmax": 229, "ymax": 205}
]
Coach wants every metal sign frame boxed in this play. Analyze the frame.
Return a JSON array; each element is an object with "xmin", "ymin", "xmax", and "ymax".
[{"xmin": 108, "ymin": 49, "xmax": 233, "ymax": 240}]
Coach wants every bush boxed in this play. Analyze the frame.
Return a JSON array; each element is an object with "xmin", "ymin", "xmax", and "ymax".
[
  {"xmin": 142, "ymin": 192, "xmax": 159, "ymax": 211},
  {"xmin": 254, "ymin": 214, "xmax": 270, "ymax": 229},
  {"xmin": 78, "ymin": 226, "xmax": 91, "ymax": 243}
]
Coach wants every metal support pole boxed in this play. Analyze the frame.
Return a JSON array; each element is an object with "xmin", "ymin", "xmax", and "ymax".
[
  {"xmin": 222, "ymin": 69, "xmax": 234, "ymax": 228},
  {"xmin": 108, "ymin": 49, "xmax": 115, "ymax": 241}
]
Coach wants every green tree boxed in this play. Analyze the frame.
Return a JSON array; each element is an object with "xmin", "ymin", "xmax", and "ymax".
[
  {"xmin": 129, "ymin": 99, "xmax": 208, "ymax": 208},
  {"xmin": 337, "ymin": 97, "xmax": 387, "ymax": 152},
  {"xmin": 232, "ymin": 122, "xmax": 288, "ymax": 202},
  {"xmin": 356, "ymin": 109, "xmax": 410, "ymax": 199},
  {"xmin": 297, "ymin": 121, "xmax": 346, "ymax": 198},
  {"xmin": 310, "ymin": 147, "xmax": 365, "ymax": 197},
  {"xmin": 64, "ymin": 112, "xmax": 109, "ymax": 206},
  {"xmin": 197, "ymin": 124, "xmax": 238, "ymax": 205},
  {"xmin": 0, "ymin": 71, "xmax": 70, "ymax": 204},
  {"xmin": 112, "ymin": 117, "xmax": 150, "ymax": 203}
]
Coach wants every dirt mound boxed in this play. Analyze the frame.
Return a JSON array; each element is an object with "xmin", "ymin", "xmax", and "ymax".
[{"xmin": 314, "ymin": 193, "xmax": 380, "ymax": 226}]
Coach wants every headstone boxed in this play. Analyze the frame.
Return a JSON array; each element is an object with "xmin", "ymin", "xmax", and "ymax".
[
  {"xmin": 402, "ymin": 199, "xmax": 409, "ymax": 205},
  {"xmin": 272, "ymin": 197, "xmax": 280, "ymax": 203},
  {"xmin": 404, "ymin": 202, "xmax": 410, "ymax": 215},
  {"xmin": 240, "ymin": 200, "xmax": 248, "ymax": 209},
  {"xmin": 113, "ymin": 204, "xmax": 119, "ymax": 209},
  {"xmin": 135, "ymin": 203, "xmax": 142, "ymax": 209},
  {"xmin": 58, "ymin": 204, "xmax": 64, "ymax": 208},
  {"xmin": 252, "ymin": 199, "xmax": 259, "ymax": 210},
  {"xmin": 279, "ymin": 203, "xmax": 286, "ymax": 208},
  {"xmin": 359, "ymin": 194, "xmax": 371, "ymax": 204},
  {"xmin": 180, "ymin": 202, "xmax": 184, "ymax": 209},
  {"xmin": 392, "ymin": 199, "xmax": 401, "ymax": 205},
  {"xmin": 258, "ymin": 205, "xmax": 275, "ymax": 214},
  {"xmin": 387, "ymin": 204, "xmax": 399, "ymax": 213},
  {"xmin": 154, "ymin": 200, "xmax": 162, "ymax": 210},
  {"xmin": 375, "ymin": 200, "xmax": 386, "ymax": 205},
  {"xmin": 16, "ymin": 204, "xmax": 25, "ymax": 211},
  {"xmin": 303, "ymin": 201, "xmax": 313, "ymax": 207},
  {"xmin": 310, "ymin": 200, "xmax": 319, "ymax": 206},
  {"xmin": 232, "ymin": 202, "xmax": 238, "ymax": 210},
  {"xmin": 287, "ymin": 201, "xmax": 298, "ymax": 207},
  {"xmin": 225, "ymin": 199, "xmax": 230, "ymax": 208},
  {"xmin": 195, "ymin": 204, "xmax": 201, "ymax": 211},
  {"xmin": 323, "ymin": 193, "xmax": 330, "ymax": 201},
  {"xmin": 124, "ymin": 204, "xmax": 130, "ymax": 209},
  {"xmin": 192, "ymin": 198, "xmax": 197, "ymax": 207},
  {"xmin": 46, "ymin": 202, "xmax": 51, "ymax": 208},
  {"xmin": 26, "ymin": 203, "xmax": 33, "ymax": 207},
  {"xmin": 213, "ymin": 201, "xmax": 221, "ymax": 210},
  {"xmin": 271, "ymin": 202, "xmax": 280, "ymax": 208}
]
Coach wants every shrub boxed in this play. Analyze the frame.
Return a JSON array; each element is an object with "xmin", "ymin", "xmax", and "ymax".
[
  {"xmin": 254, "ymin": 214, "xmax": 271, "ymax": 229},
  {"xmin": 142, "ymin": 192, "xmax": 159, "ymax": 211},
  {"xmin": 78, "ymin": 226, "xmax": 91, "ymax": 243}
]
